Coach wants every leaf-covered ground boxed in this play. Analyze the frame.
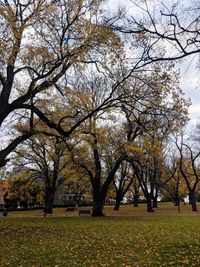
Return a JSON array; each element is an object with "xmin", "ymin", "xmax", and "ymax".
[{"xmin": 0, "ymin": 214, "xmax": 200, "ymax": 266}]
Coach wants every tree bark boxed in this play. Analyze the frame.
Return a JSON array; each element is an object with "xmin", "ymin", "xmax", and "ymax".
[
  {"xmin": 114, "ymin": 199, "xmax": 121, "ymax": 210},
  {"xmin": 133, "ymin": 194, "xmax": 139, "ymax": 207},
  {"xmin": 92, "ymin": 196, "xmax": 105, "ymax": 216},
  {"xmin": 114, "ymin": 193, "xmax": 122, "ymax": 211},
  {"xmin": 146, "ymin": 196, "xmax": 154, "ymax": 212},
  {"xmin": 45, "ymin": 190, "xmax": 55, "ymax": 214},
  {"xmin": 153, "ymin": 195, "xmax": 158, "ymax": 208},
  {"xmin": 189, "ymin": 191, "xmax": 198, "ymax": 212}
]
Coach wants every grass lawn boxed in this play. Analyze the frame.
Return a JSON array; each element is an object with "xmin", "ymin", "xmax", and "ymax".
[{"xmin": 1, "ymin": 203, "xmax": 200, "ymax": 266}]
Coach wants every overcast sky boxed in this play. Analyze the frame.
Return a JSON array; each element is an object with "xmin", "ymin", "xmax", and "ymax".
[{"xmin": 179, "ymin": 57, "xmax": 200, "ymax": 125}]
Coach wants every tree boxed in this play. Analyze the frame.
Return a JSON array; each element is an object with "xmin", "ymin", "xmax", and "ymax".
[
  {"xmin": 131, "ymin": 153, "xmax": 157, "ymax": 212},
  {"xmin": 14, "ymin": 131, "xmax": 74, "ymax": 214},
  {"xmin": 45, "ymin": 52, "xmax": 189, "ymax": 217},
  {"xmin": 68, "ymin": 65, "xmax": 167, "ymax": 216},
  {"xmin": 113, "ymin": 161, "xmax": 136, "ymax": 211},
  {"xmin": 71, "ymin": 119, "xmax": 125, "ymax": 216},
  {"xmin": 175, "ymin": 133, "xmax": 200, "ymax": 211},
  {"xmin": 0, "ymin": 0, "xmax": 126, "ymax": 167},
  {"xmin": 58, "ymin": 168, "xmax": 90, "ymax": 207},
  {"xmin": 161, "ymin": 156, "xmax": 188, "ymax": 211},
  {"xmin": 117, "ymin": 62, "xmax": 189, "ymax": 211},
  {"xmin": 3, "ymin": 169, "xmax": 44, "ymax": 210}
]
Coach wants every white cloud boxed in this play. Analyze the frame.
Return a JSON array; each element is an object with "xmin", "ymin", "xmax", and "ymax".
[{"xmin": 188, "ymin": 103, "xmax": 200, "ymax": 124}]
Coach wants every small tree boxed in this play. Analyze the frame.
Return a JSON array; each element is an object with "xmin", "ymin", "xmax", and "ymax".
[
  {"xmin": 14, "ymin": 132, "xmax": 73, "ymax": 214},
  {"xmin": 175, "ymin": 134, "xmax": 200, "ymax": 212},
  {"xmin": 113, "ymin": 161, "xmax": 136, "ymax": 211},
  {"xmin": 3, "ymin": 170, "xmax": 44, "ymax": 210},
  {"xmin": 161, "ymin": 156, "xmax": 187, "ymax": 212}
]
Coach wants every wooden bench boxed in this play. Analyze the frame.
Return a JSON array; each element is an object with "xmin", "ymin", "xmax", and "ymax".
[
  {"xmin": 66, "ymin": 207, "xmax": 75, "ymax": 212},
  {"xmin": 79, "ymin": 210, "xmax": 91, "ymax": 216}
]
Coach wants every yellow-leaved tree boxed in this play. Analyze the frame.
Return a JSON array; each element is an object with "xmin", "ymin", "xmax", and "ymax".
[
  {"xmin": 0, "ymin": 0, "xmax": 126, "ymax": 169},
  {"xmin": 3, "ymin": 169, "xmax": 44, "ymax": 210}
]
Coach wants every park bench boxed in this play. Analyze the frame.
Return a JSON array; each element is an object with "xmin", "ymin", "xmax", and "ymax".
[
  {"xmin": 79, "ymin": 209, "xmax": 91, "ymax": 216},
  {"xmin": 66, "ymin": 207, "xmax": 75, "ymax": 211}
]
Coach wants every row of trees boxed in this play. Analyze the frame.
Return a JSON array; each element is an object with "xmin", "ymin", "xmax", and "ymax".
[
  {"xmin": 0, "ymin": 0, "xmax": 200, "ymax": 216},
  {"xmin": 3, "ymin": 121, "xmax": 200, "ymax": 215},
  {"xmin": 2, "ymin": 64, "xmax": 194, "ymax": 215}
]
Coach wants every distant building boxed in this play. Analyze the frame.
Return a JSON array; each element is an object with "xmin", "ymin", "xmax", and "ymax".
[
  {"xmin": 0, "ymin": 180, "xmax": 5, "ymax": 208},
  {"xmin": 54, "ymin": 192, "xmax": 93, "ymax": 206}
]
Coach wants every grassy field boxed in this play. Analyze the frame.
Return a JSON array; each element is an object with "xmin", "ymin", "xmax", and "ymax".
[{"xmin": 1, "ymin": 203, "xmax": 200, "ymax": 266}]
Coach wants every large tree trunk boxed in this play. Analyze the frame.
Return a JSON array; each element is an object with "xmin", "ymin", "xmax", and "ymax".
[
  {"xmin": 153, "ymin": 194, "xmax": 158, "ymax": 208},
  {"xmin": 92, "ymin": 192, "xmax": 105, "ymax": 216},
  {"xmin": 146, "ymin": 196, "xmax": 154, "ymax": 212},
  {"xmin": 114, "ymin": 200, "xmax": 120, "ymax": 211},
  {"xmin": 189, "ymin": 191, "xmax": 197, "ymax": 212},
  {"xmin": 133, "ymin": 194, "xmax": 139, "ymax": 207},
  {"xmin": 114, "ymin": 193, "xmax": 122, "ymax": 211},
  {"xmin": 92, "ymin": 198, "xmax": 104, "ymax": 216},
  {"xmin": 45, "ymin": 190, "xmax": 55, "ymax": 214}
]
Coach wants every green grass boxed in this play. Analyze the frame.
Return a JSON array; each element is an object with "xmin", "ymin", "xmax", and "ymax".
[{"xmin": 1, "ymin": 211, "xmax": 200, "ymax": 266}]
